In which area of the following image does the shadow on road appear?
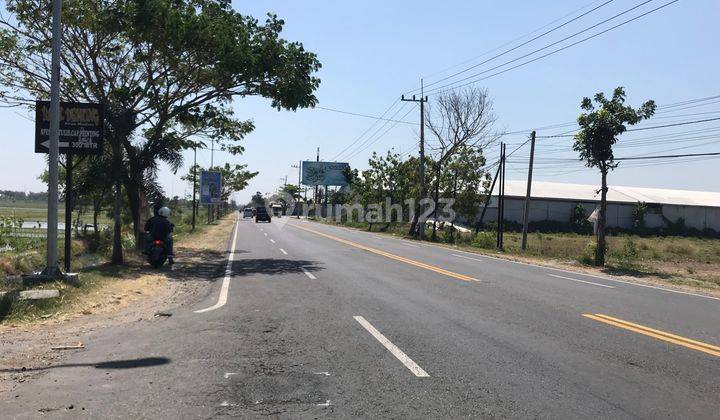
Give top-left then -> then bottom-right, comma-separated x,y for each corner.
0,357 -> 170,373
230,259 -> 323,277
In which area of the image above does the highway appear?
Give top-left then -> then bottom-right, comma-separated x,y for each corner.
2,215 -> 719,418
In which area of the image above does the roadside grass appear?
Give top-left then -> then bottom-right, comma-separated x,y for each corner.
313,218 -> 720,291
0,213 -> 235,325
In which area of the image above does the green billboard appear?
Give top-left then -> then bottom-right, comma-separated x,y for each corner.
301,161 -> 350,187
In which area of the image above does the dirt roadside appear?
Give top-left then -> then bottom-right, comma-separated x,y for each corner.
0,215 -> 237,393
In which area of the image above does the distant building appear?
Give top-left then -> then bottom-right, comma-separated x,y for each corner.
485,180 -> 720,231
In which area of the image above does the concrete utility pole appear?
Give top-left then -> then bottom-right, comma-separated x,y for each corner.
44,0 -> 63,277
521,131 -> 536,250
314,148 -> 319,216
63,154 -> 73,272
497,143 -> 506,250
401,79 -> 428,240
291,161 -> 301,218
191,146 -> 197,230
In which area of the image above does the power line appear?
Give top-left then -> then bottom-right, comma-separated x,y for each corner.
316,105 -> 417,126
341,102 -> 410,160
424,0 -> 678,96
537,117 -> 720,138
331,99 -> 401,161
345,104 -> 417,161
411,0 -> 611,87
615,151 -> 720,160
415,0 -> 615,93
626,116 -> 720,132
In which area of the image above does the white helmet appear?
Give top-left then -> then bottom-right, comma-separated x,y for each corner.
158,207 -> 171,217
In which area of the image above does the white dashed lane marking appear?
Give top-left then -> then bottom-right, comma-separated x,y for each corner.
353,315 -> 429,377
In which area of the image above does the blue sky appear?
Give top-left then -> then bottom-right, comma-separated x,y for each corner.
1,0 -> 719,203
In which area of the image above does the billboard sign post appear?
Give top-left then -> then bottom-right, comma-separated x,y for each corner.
200,171 -> 222,205
35,101 -> 104,155
301,161 -> 350,187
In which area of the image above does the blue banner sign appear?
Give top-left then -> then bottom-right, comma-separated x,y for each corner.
200,171 -> 222,204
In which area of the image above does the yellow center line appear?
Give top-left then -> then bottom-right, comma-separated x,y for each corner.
288,223 -> 479,283
583,313 -> 720,357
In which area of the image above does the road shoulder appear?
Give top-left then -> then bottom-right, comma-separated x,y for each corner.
0,216 -> 237,394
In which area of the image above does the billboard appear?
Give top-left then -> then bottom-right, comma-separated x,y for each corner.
301,161 -> 350,187
200,171 -> 222,204
35,101 -> 104,155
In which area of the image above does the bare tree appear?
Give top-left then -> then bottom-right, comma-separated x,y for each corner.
425,87 -> 499,241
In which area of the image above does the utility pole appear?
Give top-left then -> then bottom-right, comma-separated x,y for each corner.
401,79 -> 428,240
191,146 -> 197,230
314,148 -> 319,217
208,139 -> 215,223
43,0 -> 63,278
496,143 -> 506,250
475,163 -> 501,233
291,161 -> 301,218
521,131 -> 536,250
63,154 -> 73,272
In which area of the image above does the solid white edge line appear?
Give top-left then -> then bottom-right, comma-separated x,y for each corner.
302,267 -> 317,279
195,217 -> 239,313
548,273 -> 615,289
279,248 -> 288,255
353,315 -> 429,378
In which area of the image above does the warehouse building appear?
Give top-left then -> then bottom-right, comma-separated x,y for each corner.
485,180 -> 720,231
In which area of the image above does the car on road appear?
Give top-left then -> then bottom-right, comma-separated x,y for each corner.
243,207 -> 254,218
255,206 -> 271,223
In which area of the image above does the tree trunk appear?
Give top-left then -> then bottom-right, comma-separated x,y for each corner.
450,172 -> 457,243
124,178 -> 143,251
111,140 -> 124,264
431,163 -> 441,241
595,168 -> 608,266
92,201 -> 99,238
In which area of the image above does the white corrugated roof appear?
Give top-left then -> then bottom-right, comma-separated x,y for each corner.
499,180 -> 720,207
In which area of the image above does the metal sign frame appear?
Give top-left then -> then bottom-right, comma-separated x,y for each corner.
301,161 -> 350,187
35,101 -> 104,155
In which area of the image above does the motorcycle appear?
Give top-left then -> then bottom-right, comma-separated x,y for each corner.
147,238 -> 169,268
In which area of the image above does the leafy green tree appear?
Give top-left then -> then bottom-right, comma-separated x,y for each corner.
0,0 -> 321,263
443,145 -> 489,241
212,163 -> 258,203
573,87 -> 655,265
249,191 -> 265,207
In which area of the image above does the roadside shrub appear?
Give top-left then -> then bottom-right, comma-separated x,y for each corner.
664,242 -> 695,257
632,202 -> 647,230
612,238 -> 639,269
121,232 -> 136,252
578,242 -> 597,266
570,204 -> 592,234
472,231 -> 495,249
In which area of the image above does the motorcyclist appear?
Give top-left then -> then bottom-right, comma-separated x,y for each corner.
145,205 -> 175,265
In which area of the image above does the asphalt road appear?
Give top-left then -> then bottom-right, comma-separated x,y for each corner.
2,215 -> 719,419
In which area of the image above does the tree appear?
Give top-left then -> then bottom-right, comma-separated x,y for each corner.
249,192 -> 265,207
0,0 -> 321,263
573,87 -> 655,266
425,87 -> 499,240
443,145 -> 489,241
213,163 -> 258,203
